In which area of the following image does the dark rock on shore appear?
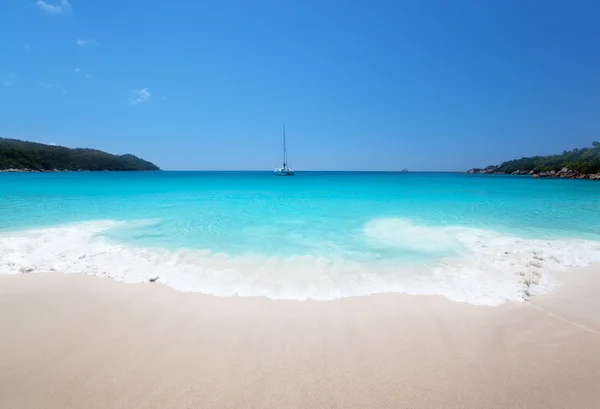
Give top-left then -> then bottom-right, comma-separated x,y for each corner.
467,166 -> 600,180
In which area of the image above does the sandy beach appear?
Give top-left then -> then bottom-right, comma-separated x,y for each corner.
1,269 -> 599,409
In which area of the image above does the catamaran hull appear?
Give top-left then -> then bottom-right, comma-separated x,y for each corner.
274,170 -> 294,176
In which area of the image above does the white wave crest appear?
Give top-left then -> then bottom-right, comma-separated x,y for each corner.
1,218 -> 600,306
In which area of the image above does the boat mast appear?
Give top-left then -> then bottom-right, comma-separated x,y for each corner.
282,122 -> 287,168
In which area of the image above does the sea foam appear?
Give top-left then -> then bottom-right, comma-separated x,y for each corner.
1,218 -> 600,306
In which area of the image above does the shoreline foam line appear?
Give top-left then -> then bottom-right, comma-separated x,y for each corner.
1,219 -> 600,306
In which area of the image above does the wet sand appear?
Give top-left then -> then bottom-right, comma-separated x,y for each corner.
1,269 -> 599,408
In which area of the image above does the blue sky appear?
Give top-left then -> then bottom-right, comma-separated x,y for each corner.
1,0 -> 599,171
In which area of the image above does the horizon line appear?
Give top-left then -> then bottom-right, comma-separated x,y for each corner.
157,169 -> 465,173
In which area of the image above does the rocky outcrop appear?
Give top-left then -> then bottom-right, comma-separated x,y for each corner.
0,168 -> 38,172
509,170 -> 534,175
532,167 -> 600,179
467,166 -> 600,180
466,165 -> 499,175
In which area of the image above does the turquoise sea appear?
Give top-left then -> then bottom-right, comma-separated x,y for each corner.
1,171 -> 600,305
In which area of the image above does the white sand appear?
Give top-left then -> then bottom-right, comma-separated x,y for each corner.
1,269 -> 599,408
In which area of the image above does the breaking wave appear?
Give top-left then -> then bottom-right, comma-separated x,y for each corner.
2,218 -> 600,306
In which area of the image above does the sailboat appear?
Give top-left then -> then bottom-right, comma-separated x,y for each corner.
274,123 -> 294,176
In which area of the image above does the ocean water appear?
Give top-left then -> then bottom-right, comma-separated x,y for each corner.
1,171 -> 600,305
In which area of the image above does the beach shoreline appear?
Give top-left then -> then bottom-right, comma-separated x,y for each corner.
1,269 -> 599,409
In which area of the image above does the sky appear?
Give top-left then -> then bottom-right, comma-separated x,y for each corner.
0,0 -> 599,171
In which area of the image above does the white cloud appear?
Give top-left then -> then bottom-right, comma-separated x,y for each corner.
3,72 -> 16,86
36,0 -> 71,14
129,88 -> 151,105
76,38 -> 98,47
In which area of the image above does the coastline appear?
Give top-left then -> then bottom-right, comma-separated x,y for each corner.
466,167 -> 600,180
1,269 -> 599,409
0,168 -> 161,172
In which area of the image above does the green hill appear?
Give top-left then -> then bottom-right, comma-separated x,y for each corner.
0,138 -> 160,171
468,142 -> 600,177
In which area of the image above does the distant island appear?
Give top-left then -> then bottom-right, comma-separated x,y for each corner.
0,138 -> 160,172
467,142 -> 600,180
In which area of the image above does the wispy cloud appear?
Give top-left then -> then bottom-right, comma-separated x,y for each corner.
3,72 -> 16,86
74,68 -> 93,80
24,43 -> 32,51
76,38 -> 99,47
36,0 -> 72,14
38,81 -> 67,94
129,88 -> 151,105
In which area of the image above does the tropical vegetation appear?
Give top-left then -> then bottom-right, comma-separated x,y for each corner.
0,138 -> 159,171
475,142 -> 600,174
